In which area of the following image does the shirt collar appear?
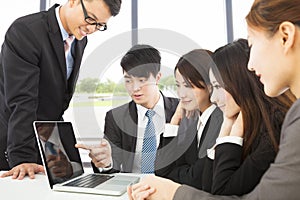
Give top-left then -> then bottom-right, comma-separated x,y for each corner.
55,6 -> 71,41
198,104 -> 217,128
137,93 -> 164,120
47,125 -> 60,145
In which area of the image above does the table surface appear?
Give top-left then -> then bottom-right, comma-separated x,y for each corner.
0,171 -> 140,200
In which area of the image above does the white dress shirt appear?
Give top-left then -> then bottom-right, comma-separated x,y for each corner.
197,104 -> 217,147
132,93 -> 165,173
164,104 -> 217,146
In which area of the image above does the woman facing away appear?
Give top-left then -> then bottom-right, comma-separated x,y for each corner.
127,0 -> 300,199
155,49 -> 223,190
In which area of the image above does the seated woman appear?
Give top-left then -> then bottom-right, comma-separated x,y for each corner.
128,39 -> 295,199
205,38 -> 294,195
155,49 -> 223,189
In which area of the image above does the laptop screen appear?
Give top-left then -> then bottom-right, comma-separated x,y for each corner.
34,121 -> 84,188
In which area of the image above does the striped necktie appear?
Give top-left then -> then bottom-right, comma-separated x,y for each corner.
141,109 -> 156,173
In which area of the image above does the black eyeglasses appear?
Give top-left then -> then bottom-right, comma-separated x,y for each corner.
80,0 -> 107,31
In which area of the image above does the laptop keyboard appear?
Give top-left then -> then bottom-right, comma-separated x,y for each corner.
63,174 -> 114,188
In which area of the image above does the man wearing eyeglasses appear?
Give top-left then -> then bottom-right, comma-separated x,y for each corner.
0,0 -> 122,180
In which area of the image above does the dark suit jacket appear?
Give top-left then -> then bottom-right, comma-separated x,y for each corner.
173,99 -> 300,200
0,4 -> 87,170
155,106 -> 223,189
93,93 -> 179,173
209,125 -> 279,195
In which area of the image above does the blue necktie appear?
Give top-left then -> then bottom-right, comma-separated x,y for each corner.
141,110 -> 156,173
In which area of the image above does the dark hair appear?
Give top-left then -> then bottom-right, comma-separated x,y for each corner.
212,38 -> 293,157
175,49 -> 213,90
102,0 -> 122,16
246,0 -> 300,36
120,44 -> 161,78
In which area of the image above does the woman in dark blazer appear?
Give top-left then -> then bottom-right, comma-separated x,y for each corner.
203,39 -> 295,195
155,49 -> 223,189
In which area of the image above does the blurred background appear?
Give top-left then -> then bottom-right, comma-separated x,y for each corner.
0,0 -> 254,167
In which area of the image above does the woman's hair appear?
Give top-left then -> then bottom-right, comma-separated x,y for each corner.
246,0 -> 300,36
175,49 -> 213,91
212,38 -> 294,157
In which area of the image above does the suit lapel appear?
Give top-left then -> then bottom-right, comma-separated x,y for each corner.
128,101 -> 138,149
47,4 -> 67,88
129,101 -> 138,130
177,117 -> 198,152
198,107 -> 223,158
67,38 -> 87,94
124,101 -> 138,171
162,93 -> 175,122
198,117 -> 211,150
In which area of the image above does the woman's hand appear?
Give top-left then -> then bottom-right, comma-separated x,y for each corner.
218,111 -> 243,138
128,175 -> 181,200
230,111 -> 244,137
170,101 -> 183,125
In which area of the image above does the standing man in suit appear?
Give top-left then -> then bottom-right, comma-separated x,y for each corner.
0,0 -> 122,179
76,44 -> 179,173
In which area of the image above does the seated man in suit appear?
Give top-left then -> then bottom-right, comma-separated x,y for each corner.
76,44 -> 179,173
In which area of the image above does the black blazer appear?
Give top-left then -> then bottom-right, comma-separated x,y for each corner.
209,129 -> 278,195
155,106 -> 223,189
93,93 -> 179,173
0,4 -> 87,170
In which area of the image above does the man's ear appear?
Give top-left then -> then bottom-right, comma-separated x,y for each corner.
156,72 -> 162,84
278,21 -> 296,54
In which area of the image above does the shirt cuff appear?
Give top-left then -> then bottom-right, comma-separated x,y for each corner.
216,136 -> 243,146
207,136 -> 243,160
163,124 -> 179,137
207,143 -> 217,160
98,158 -> 113,172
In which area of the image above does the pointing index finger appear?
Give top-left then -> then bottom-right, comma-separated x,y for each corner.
75,143 -> 92,150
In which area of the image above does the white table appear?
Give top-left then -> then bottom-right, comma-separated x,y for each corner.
0,171 -> 137,200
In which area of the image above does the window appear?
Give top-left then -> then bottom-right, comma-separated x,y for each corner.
1,0 -> 255,140
0,1 -> 40,45
45,1 -> 132,138
138,0 -> 227,52
232,0 -> 254,40
137,0 -> 228,99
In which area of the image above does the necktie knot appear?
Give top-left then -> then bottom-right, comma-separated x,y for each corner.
145,109 -> 155,119
64,35 -> 74,52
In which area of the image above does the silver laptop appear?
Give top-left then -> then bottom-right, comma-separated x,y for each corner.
33,121 -> 139,196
